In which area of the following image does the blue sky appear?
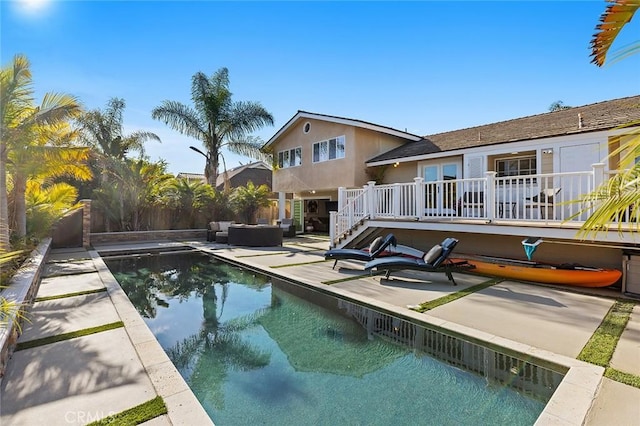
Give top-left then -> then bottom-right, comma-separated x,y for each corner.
2,1 -> 639,176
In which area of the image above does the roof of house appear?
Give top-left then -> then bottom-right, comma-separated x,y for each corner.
176,172 -> 206,181
263,110 -> 422,148
367,95 -> 640,165
215,161 -> 272,190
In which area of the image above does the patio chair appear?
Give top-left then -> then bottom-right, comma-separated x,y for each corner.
363,237 -> 472,285
459,191 -> 485,217
278,218 -> 296,237
523,188 -> 561,219
324,233 -> 398,269
257,218 -> 270,225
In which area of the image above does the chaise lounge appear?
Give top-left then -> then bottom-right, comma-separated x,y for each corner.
363,237 -> 472,285
324,234 -> 398,269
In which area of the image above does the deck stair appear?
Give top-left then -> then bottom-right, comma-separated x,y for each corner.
333,219 -> 375,249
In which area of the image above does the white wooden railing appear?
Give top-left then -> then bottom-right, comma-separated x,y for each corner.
330,163 -> 611,245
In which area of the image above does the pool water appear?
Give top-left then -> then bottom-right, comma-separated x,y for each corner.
106,251 -> 550,425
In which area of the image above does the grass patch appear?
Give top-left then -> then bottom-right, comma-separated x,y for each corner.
235,252 -> 290,258
577,300 -> 635,367
35,287 -> 107,302
270,259 -> 329,268
411,279 -> 501,312
87,396 -> 168,425
16,321 -> 124,351
605,367 -> 640,389
322,273 -> 378,285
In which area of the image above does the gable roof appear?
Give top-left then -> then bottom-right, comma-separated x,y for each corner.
367,95 -> 640,165
215,161 -> 272,190
263,110 -> 422,148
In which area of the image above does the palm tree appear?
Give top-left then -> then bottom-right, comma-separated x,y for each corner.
1,54 -> 84,247
76,98 -> 161,231
76,98 -> 160,161
152,68 -> 274,186
0,55 -> 31,251
8,121 -> 91,240
231,181 -> 272,224
577,1 -> 640,237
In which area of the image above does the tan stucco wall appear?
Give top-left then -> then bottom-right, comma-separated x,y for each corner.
380,162 -> 418,183
271,119 -> 407,193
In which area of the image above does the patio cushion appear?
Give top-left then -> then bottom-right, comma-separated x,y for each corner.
423,245 -> 443,264
368,237 -> 384,253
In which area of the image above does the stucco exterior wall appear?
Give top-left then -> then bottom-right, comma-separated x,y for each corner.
271,119 -> 407,193
380,162 -> 417,183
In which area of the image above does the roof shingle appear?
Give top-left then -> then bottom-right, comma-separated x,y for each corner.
368,95 -> 640,164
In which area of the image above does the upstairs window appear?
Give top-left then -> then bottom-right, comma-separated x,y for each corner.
495,155 -> 536,177
278,147 -> 302,169
312,136 -> 345,163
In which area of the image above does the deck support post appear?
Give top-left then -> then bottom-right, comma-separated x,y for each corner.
485,171 -> 497,221
414,177 -> 424,219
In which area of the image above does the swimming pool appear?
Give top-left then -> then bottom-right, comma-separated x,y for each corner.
105,251 -> 561,425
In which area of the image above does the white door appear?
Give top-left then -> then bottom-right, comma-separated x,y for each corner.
559,144 -> 602,220
422,161 -> 461,215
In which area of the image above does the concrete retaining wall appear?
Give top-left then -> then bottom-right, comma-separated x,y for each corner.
0,238 -> 51,377
90,229 -> 207,245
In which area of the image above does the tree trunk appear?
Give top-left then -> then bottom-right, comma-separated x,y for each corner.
206,156 -> 218,187
0,141 -> 10,251
12,172 -> 27,240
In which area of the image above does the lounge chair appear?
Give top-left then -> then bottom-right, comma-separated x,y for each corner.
363,237 -> 472,285
324,233 -> 398,269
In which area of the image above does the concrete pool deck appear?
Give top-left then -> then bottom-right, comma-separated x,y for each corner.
1,236 -> 639,425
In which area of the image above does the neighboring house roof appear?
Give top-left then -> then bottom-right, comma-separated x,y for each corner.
176,172 -> 206,181
263,110 -> 423,148
367,95 -> 640,165
215,161 -> 272,191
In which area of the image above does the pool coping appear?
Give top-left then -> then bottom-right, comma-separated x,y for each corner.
89,250 -> 213,425
194,243 -> 604,426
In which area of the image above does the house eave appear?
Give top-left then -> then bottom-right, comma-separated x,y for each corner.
263,111 -> 422,149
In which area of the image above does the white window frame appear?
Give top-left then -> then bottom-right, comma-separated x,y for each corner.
312,135 -> 345,164
278,147 -> 302,169
495,154 -> 537,178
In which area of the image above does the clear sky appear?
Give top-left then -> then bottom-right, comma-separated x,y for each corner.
2,0 -> 639,176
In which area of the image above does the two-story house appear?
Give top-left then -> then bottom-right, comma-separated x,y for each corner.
264,95 -> 640,295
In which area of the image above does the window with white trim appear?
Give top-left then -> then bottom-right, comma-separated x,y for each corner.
312,136 -> 345,163
495,155 -> 536,177
278,147 -> 302,169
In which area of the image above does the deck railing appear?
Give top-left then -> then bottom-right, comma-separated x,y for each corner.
330,163 -> 611,245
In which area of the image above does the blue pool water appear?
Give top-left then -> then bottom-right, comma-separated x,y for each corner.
106,251 -> 552,425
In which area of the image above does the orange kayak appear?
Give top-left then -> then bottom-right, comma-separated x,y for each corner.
452,256 -> 622,288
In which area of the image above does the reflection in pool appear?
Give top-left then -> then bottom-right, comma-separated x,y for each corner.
106,251 -> 558,425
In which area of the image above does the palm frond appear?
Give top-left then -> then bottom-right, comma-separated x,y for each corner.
224,137 -> 272,163
34,93 -> 82,125
225,101 -> 274,140
590,0 -> 640,66
151,100 -> 205,140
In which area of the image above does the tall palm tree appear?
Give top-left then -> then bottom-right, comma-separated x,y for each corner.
8,121 -> 91,240
77,98 -> 160,161
76,98 -> 161,231
0,55 -> 31,251
152,68 -> 274,186
1,54 -> 84,247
